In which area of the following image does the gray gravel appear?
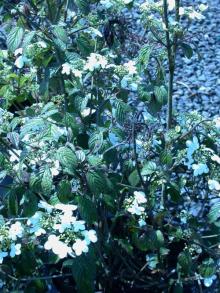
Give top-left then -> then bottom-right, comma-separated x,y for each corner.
174,0 -> 220,118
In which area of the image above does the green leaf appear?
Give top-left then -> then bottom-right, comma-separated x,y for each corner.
128,169 -> 140,187
23,191 -> 38,217
86,170 -> 106,195
41,166 -> 53,196
141,161 -> 157,176
88,130 -> 104,153
8,190 -> 19,216
208,202 -> 220,226
57,180 -> 72,203
77,34 -> 94,56
177,251 -> 192,275
137,45 -> 152,72
57,147 -> 78,173
181,43 -> 193,59
114,99 -> 131,125
53,25 -> 69,44
154,86 -> 167,105
63,250 -> 96,293
7,27 -> 24,52
75,0 -> 90,14
198,258 -> 216,278
77,196 -> 98,224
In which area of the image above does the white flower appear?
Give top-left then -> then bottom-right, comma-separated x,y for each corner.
72,69 -> 82,78
179,7 -> 185,15
82,229 -> 97,245
38,200 -> 53,213
27,212 -> 46,236
199,4 -> 208,12
192,163 -> 209,176
167,0 -> 175,11
214,117 -> 220,129
84,53 -> 108,71
138,219 -> 146,227
54,203 -> 77,213
208,179 -> 220,191
128,202 -> 145,216
9,149 -> 22,162
186,136 -> 199,156
14,48 -> 23,56
124,60 -> 137,75
73,220 -> 86,232
72,239 -> 88,256
81,107 -> 96,117
100,0 -> 113,9
62,63 -> 71,75
37,41 -> 47,48
189,10 -> 205,20
9,243 -> 21,258
203,275 -> 217,288
15,55 -> 26,68
134,191 -> 147,204
123,0 -> 133,4
8,222 -> 24,241
0,251 -> 7,264
55,213 -> 76,233
44,235 -> 71,259
211,154 -> 220,164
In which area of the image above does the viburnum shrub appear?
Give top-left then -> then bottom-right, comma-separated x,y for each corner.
0,0 -> 219,292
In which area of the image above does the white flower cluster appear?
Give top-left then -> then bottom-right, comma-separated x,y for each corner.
127,191 -> 147,217
61,63 -> 82,78
0,221 -> 24,263
0,201 -> 97,263
84,53 -> 108,72
29,201 -> 98,259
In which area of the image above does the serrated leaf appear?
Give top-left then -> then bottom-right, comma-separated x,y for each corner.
57,147 -> 77,173
88,131 -> 103,153
181,43 -> 193,59
141,161 -> 157,176
8,190 -> 18,216
75,0 -> 90,14
53,25 -> 69,44
178,251 -> 192,275
57,180 -> 72,203
77,196 -> 98,224
199,258 -> 216,278
137,45 -> 152,72
208,202 -> 220,225
154,85 -> 167,105
114,99 -> 131,124
23,191 -> 38,217
66,250 -> 96,293
86,170 -> 106,195
41,166 -> 53,196
7,27 -> 24,52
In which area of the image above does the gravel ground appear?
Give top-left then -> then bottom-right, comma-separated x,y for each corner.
174,0 -> 220,118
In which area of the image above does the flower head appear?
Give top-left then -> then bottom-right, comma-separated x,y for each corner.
72,239 -> 88,256
8,222 -> 23,241
10,243 -> 21,258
